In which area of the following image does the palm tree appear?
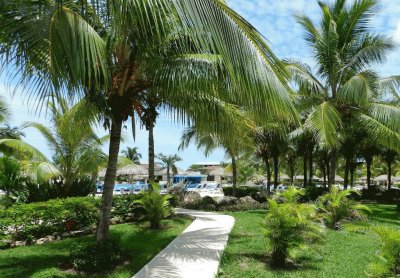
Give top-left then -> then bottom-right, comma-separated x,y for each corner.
121,147 -> 142,164
0,0 -> 297,241
156,153 -> 182,187
287,0 -> 400,187
180,105 -> 255,195
382,149 -> 397,190
254,126 -> 288,191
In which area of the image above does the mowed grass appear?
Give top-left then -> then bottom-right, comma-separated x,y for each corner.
218,204 -> 400,278
0,216 -> 191,278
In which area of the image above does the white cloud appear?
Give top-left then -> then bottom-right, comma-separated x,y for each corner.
394,21 -> 400,43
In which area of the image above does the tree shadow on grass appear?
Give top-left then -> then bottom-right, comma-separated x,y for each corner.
223,251 -> 321,274
0,237 -> 90,278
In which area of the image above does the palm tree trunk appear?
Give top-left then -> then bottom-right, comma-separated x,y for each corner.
366,157 -> 372,189
303,151 -> 307,188
388,161 -> 392,190
308,147 -> 313,186
167,165 -> 171,187
326,160 -> 330,189
344,157 -> 350,190
321,165 -> 326,188
329,150 -> 336,187
232,156 -> 237,197
265,157 -> 271,192
289,164 -> 294,186
350,165 -> 355,188
273,155 -> 279,188
96,117 -> 122,241
148,123 -> 155,183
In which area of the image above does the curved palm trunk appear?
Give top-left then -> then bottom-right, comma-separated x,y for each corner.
232,156 -> 237,197
96,118 -> 122,241
148,123 -> 155,183
273,155 -> 279,188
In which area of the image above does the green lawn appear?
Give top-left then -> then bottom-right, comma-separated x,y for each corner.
0,216 -> 191,278
218,204 -> 400,278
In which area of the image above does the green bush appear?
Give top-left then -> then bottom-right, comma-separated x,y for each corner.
135,189 -> 172,229
263,187 -> 325,268
112,194 -> 145,219
368,226 -> 400,277
223,186 -> 261,198
0,197 -> 99,241
70,240 -> 122,273
317,187 -> 371,229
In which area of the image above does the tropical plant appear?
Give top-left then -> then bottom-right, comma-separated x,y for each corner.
0,156 -> 29,207
180,107 -> 256,195
121,147 -> 142,164
156,153 -> 182,187
317,187 -> 371,229
0,0 -> 297,241
368,226 -> 400,277
287,0 -> 400,187
134,184 -> 172,229
264,187 -> 324,267
24,99 -> 108,195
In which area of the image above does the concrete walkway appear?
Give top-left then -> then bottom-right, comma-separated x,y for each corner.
133,208 -> 235,278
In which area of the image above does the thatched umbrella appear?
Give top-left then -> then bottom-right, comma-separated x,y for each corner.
117,164 -> 148,177
209,167 -> 232,177
98,168 -> 107,178
335,175 -> 344,182
374,175 -> 388,182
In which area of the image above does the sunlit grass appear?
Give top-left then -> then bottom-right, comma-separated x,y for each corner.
218,204 -> 400,278
0,216 -> 191,278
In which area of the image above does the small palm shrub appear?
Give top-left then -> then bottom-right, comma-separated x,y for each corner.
135,184 -> 172,229
317,187 -> 371,229
264,187 -> 325,268
368,226 -> 400,277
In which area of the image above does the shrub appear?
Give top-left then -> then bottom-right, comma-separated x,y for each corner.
301,186 -> 326,202
264,187 -> 324,268
368,226 -> 400,277
112,194 -> 144,218
135,187 -> 172,229
0,197 -> 99,241
317,187 -> 371,229
223,186 -> 261,198
70,240 -> 122,273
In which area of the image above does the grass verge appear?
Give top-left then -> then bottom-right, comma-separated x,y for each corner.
0,216 -> 191,278
218,204 -> 400,278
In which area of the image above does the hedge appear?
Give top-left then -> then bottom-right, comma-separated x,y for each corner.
0,197 -> 100,241
223,186 -> 264,199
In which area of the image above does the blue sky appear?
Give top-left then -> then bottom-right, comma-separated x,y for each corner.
1,0 -> 399,169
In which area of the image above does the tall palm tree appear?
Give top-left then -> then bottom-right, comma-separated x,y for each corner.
121,147 -> 142,164
0,0 -> 297,241
180,105 -> 255,195
287,0 -> 400,187
156,153 -> 182,187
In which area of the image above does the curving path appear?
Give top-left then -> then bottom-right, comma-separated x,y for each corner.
132,208 -> 235,278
